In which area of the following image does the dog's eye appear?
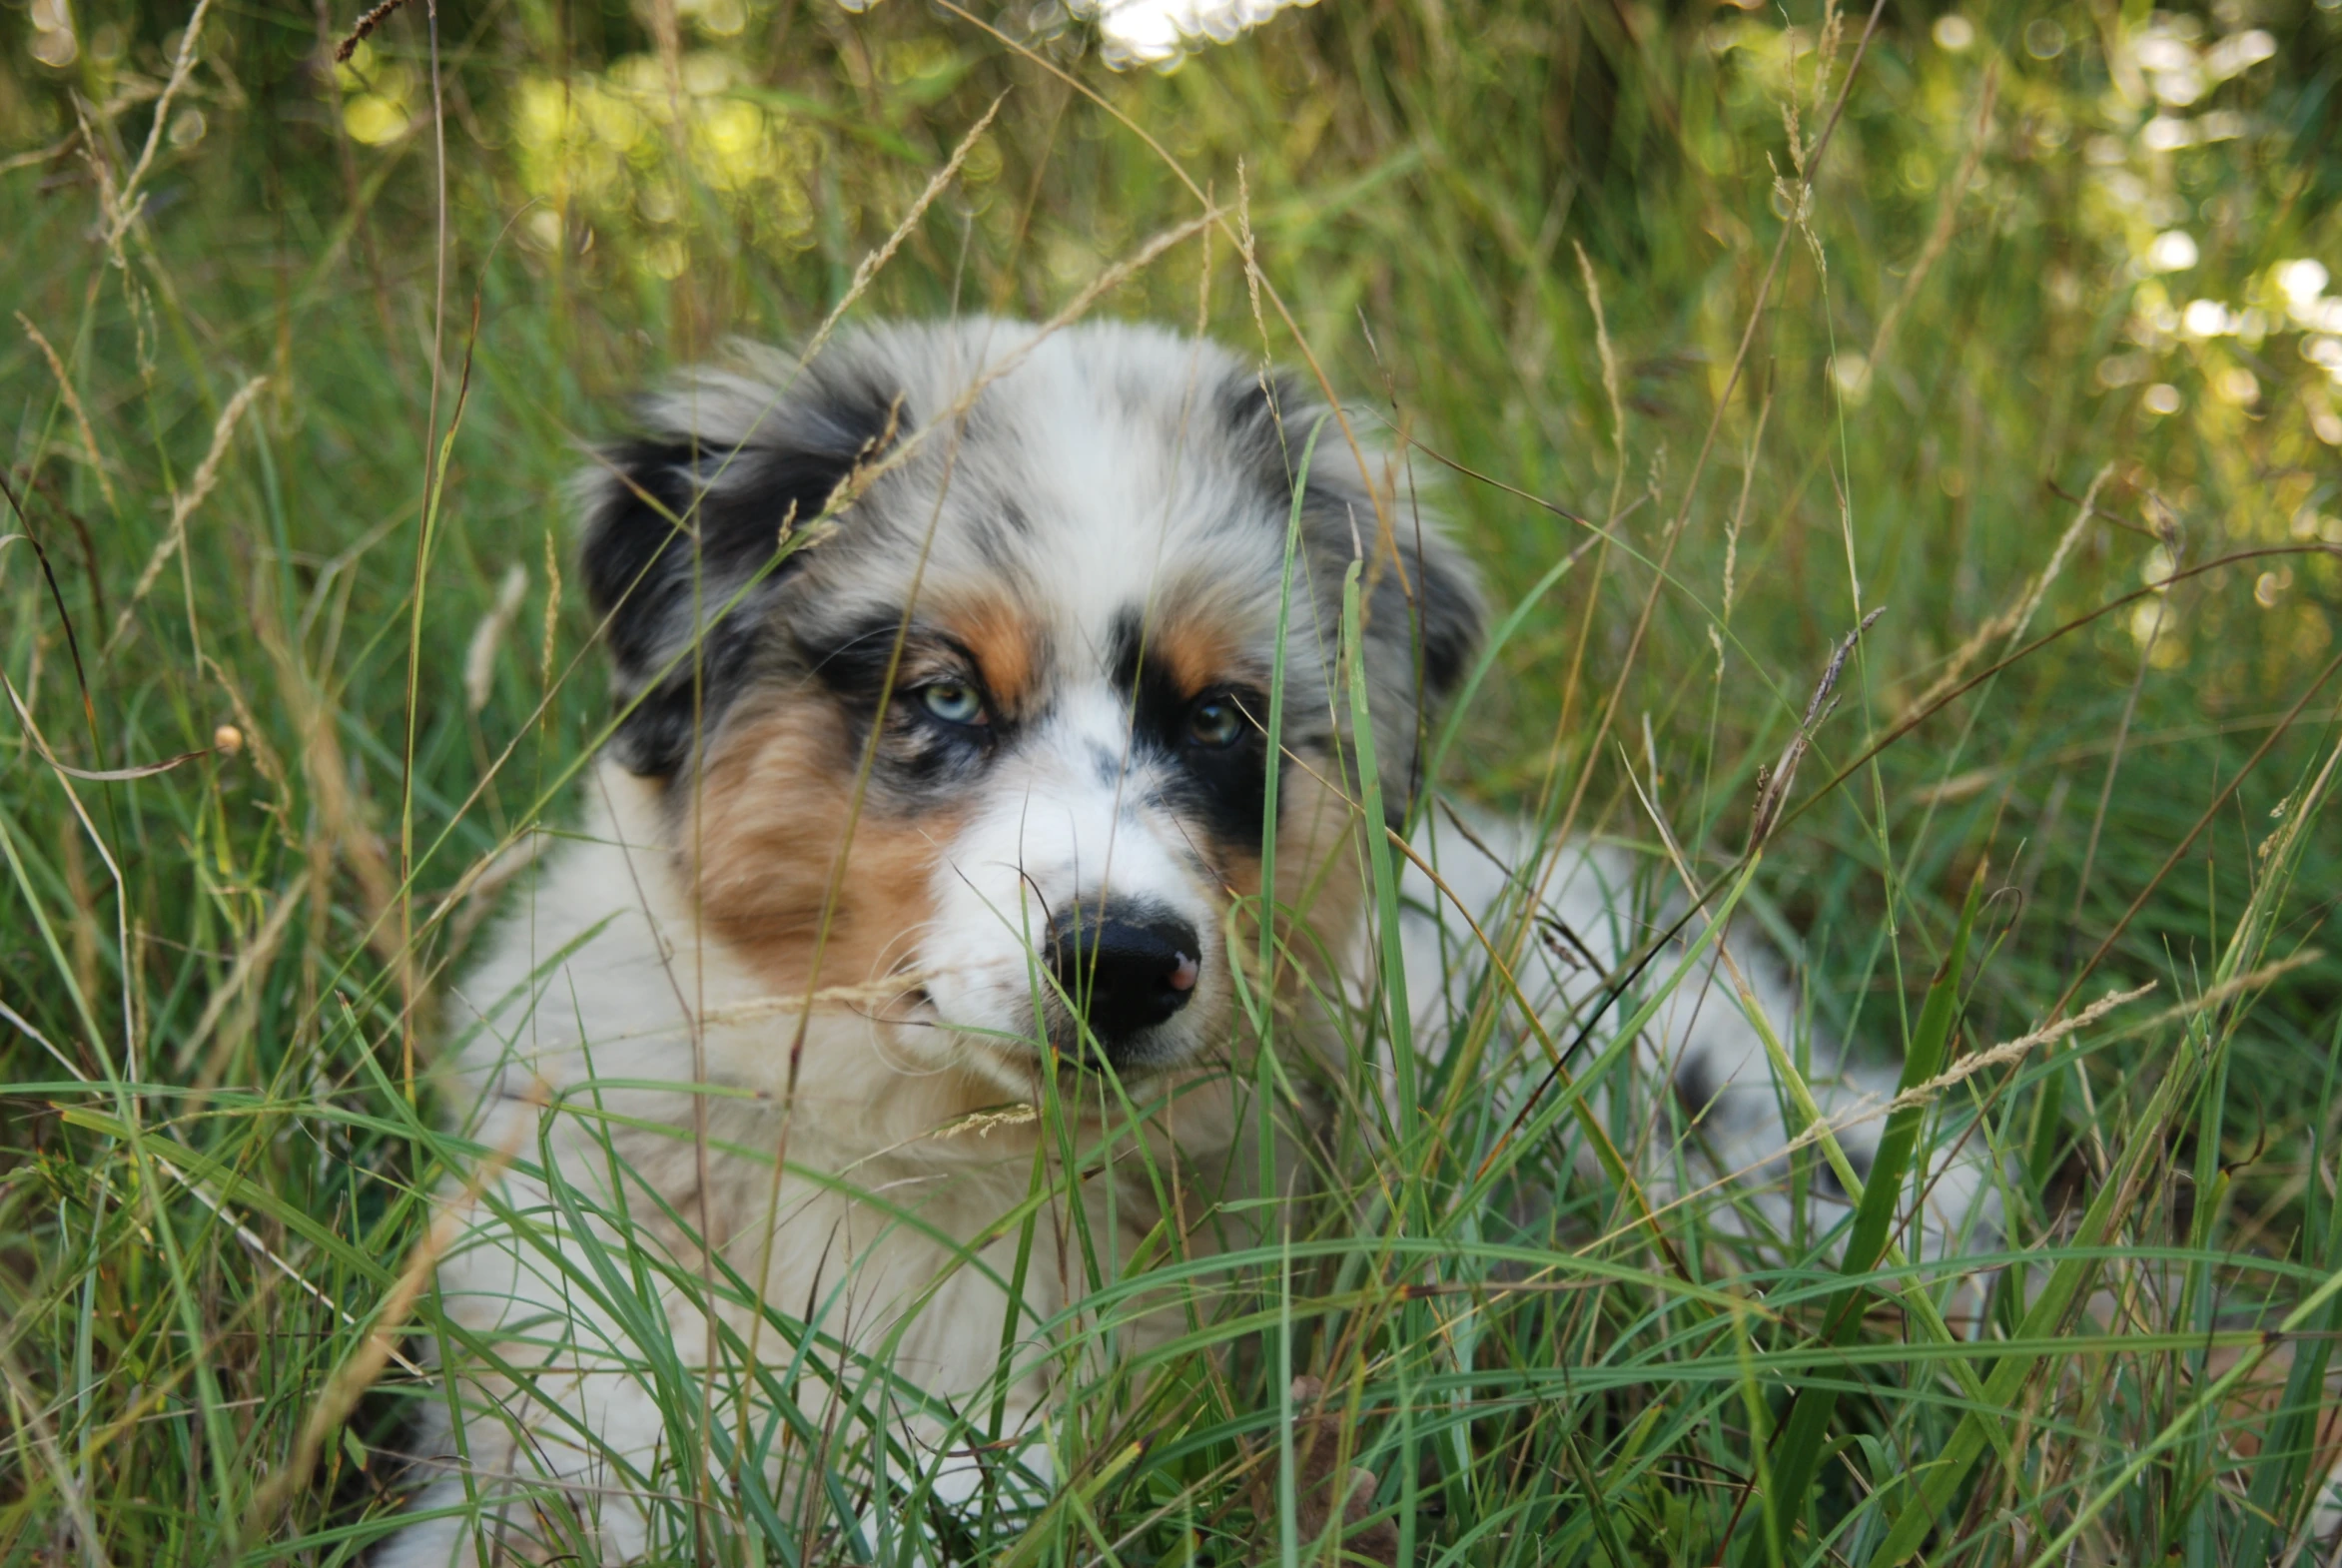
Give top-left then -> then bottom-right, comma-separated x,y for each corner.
917,681 -> 988,726
1185,695 -> 1244,749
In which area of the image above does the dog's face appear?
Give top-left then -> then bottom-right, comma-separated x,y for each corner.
580,320 -> 1479,1098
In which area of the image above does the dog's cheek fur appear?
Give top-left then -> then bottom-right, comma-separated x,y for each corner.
1272,762 -> 1368,972
1199,753 -> 1365,1009
685,693 -> 953,994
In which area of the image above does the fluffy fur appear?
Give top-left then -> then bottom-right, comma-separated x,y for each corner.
381,319 -> 1995,1566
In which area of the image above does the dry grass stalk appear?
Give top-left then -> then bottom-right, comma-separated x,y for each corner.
1895,461 -> 2115,726
203,652 -> 292,804
1721,389 -> 1773,621
2122,950 -> 2321,1039
794,94 -> 1006,379
1574,239 -> 1627,504
0,136 -> 74,177
1749,606 -> 1883,849
461,562 -> 528,714
18,314 -> 120,512
106,376 -> 267,655
173,882 -> 306,1074
1896,595 -> 2024,728
538,525 -> 561,694
434,829 -> 550,953
99,0 -> 217,253
1885,982 -> 2155,1113
2007,461 -> 2115,640
1754,982 -> 2157,1172
333,0 -> 411,62
238,560 -> 408,987
299,692 -> 403,969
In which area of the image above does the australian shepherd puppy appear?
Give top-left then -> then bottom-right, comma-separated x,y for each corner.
381,318 -> 1993,1566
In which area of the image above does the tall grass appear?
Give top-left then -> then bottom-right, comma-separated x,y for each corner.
4,0 -> 2342,1560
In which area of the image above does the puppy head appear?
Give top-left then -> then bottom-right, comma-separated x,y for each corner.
579,319 -> 1481,1096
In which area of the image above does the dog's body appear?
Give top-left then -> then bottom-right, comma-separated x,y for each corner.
383,319 -> 1994,1566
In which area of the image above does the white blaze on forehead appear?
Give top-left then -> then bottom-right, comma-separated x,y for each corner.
903,327 -> 1288,670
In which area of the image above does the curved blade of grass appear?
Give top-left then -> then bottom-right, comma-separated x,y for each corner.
1342,555 -> 1414,1128
1743,859 -> 1984,1567
2229,1006 -> 2342,1564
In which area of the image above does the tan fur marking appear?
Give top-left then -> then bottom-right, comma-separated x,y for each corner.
940,594 -> 1042,710
686,694 -> 954,999
1272,763 -> 1368,976
1155,609 -> 1242,698
1204,756 -> 1365,1083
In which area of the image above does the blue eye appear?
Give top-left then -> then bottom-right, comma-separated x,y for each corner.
919,681 -> 987,726
1186,696 -> 1244,748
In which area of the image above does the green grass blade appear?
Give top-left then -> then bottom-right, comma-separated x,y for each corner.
1748,860 -> 1984,1566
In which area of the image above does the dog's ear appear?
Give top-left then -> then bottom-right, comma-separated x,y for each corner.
1357,501 -> 1483,822
1223,370 -> 1485,715
1388,515 -> 1483,708
579,367 -> 903,776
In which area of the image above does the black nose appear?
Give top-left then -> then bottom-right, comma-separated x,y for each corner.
1048,907 -> 1201,1055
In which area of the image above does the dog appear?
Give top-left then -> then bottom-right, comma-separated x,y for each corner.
379,318 -> 1998,1566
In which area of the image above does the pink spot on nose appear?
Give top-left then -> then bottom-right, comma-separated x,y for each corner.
1169,953 -> 1199,992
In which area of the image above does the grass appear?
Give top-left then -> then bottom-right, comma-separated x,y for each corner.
5,0 -> 2342,1559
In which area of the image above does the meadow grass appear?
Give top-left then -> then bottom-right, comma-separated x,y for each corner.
5,0 -> 2342,1560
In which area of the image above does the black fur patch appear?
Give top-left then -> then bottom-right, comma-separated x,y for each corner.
1370,526 -> 1480,704
798,613 -> 912,707
1107,607 -> 1270,855
580,383 -> 900,776
799,613 -> 1003,796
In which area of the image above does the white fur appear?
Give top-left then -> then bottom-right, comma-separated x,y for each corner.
917,681 -> 1232,1081
1398,810 -> 2002,1270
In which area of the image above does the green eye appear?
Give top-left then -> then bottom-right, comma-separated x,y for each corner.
919,682 -> 986,726
1186,696 -> 1244,749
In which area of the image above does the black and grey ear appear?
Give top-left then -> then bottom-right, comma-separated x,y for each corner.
1385,514 -> 1483,711
1221,369 -> 1485,716
1362,511 -> 1484,825
579,366 -> 902,775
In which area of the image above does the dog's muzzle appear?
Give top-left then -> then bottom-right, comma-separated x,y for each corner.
1046,904 -> 1200,1066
